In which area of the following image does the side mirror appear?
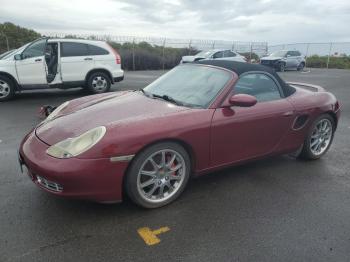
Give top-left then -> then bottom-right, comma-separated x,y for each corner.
14,54 -> 22,60
228,94 -> 257,107
286,54 -> 291,57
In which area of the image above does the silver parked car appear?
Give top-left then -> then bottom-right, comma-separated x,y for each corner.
260,50 -> 306,72
181,49 -> 247,63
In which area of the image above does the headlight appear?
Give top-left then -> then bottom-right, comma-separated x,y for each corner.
46,126 -> 106,159
45,101 -> 70,122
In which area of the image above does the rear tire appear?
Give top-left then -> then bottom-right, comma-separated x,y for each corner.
87,72 -> 111,94
125,142 -> 191,208
0,75 -> 15,102
298,114 -> 335,160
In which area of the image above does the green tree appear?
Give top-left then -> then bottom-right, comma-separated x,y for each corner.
0,22 -> 41,54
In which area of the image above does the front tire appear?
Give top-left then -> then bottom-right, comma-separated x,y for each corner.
126,142 -> 191,208
0,75 -> 15,102
278,62 -> 285,72
87,72 -> 111,94
298,114 -> 335,160
297,62 -> 305,71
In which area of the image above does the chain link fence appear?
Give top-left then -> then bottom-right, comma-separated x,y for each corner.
269,43 -> 350,69
43,32 -> 268,55
37,32 -> 268,70
2,31 -> 350,70
0,30 -> 269,70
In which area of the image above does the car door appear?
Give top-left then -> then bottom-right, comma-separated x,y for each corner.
286,51 -> 299,68
285,51 -> 293,68
210,72 -> 295,166
220,50 -> 237,61
60,42 -> 94,82
86,43 -> 111,70
294,51 -> 303,67
212,51 -> 224,60
15,38 -> 48,86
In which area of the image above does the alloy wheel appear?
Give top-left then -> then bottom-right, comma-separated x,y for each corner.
280,63 -> 285,72
0,80 -> 10,98
309,118 -> 333,156
137,149 -> 186,203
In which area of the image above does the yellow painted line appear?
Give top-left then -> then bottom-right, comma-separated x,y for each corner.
137,226 -> 170,246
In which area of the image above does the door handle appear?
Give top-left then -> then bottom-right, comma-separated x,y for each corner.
84,57 -> 93,61
282,111 -> 294,117
35,58 -> 42,62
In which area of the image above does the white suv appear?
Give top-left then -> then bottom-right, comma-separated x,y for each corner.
0,38 -> 124,101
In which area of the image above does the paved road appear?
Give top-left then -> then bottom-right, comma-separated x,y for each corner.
0,69 -> 349,262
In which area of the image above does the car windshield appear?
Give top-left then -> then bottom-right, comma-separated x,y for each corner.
195,50 -> 215,58
143,64 -> 232,108
269,51 -> 287,57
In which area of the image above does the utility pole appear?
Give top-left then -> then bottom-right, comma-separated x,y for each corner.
162,38 -> 166,71
249,43 -> 253,62
326,42 -> 333,69
305,43 -> 310,68
132,38 -> 136,71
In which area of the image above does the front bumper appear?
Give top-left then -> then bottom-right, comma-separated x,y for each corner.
260,60 -> 280,69
19,131 -> 129,202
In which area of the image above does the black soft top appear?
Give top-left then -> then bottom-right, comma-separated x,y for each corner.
195,60 -> 296,97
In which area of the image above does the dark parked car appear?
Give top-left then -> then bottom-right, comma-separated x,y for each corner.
260,50 -> 306,72
19,61 -> 340,208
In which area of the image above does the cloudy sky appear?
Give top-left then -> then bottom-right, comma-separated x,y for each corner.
0,0 -> 349,44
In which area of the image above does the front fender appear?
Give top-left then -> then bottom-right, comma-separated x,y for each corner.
84,109 -> 215,172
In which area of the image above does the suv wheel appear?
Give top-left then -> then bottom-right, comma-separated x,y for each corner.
0,75 -> 15,102
278,62 -> 285,72
87,72 -> 111,94
297,62 -> 305,71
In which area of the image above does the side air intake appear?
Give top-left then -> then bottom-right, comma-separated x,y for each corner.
293,115 -> 309,130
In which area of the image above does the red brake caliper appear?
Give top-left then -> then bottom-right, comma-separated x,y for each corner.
167,154 -> 176,178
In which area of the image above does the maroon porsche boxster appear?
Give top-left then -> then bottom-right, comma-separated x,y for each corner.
19,60 -> 340,208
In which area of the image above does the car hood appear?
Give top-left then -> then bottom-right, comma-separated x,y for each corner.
261,56 -> 283,61
35,91 -> 190,145
0,59 -> 14,65
182,55 -> 205,62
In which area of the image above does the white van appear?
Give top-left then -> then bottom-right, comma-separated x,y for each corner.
0,38 -> 124,101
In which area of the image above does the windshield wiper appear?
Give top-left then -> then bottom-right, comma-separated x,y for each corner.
151,94 -> 184,106
139,88 -> 151,97
142,91 -> 202,108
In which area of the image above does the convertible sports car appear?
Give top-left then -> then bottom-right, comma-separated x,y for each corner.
19,61 -> 340,208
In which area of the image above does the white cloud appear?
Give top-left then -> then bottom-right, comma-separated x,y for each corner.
0,0 -> 349,44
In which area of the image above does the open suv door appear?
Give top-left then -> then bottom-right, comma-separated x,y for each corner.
14,38 -> 48,87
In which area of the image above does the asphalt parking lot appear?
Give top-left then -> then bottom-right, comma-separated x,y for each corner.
0,68 -> 350,262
